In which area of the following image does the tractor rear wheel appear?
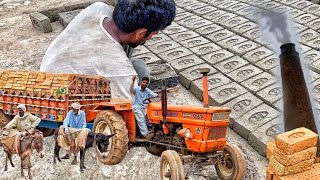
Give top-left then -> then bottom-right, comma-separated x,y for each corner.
0,110 -> 10,128
93,110 -> 129,165
215,143 -> 246,180
160,150 -> 185,180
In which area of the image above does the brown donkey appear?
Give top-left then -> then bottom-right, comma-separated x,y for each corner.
3,129 -> 45,180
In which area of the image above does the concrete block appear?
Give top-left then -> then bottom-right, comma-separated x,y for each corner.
224,16 -> 249,29
202,10 -> 228,21
275,127 -> 318,155
131,45 -> 150,56
299,29 -> 319,45
179,36 -> 210,48
248,0 -> 271,6
242,46 -> 274,63
295,14 -> 318,25
215,56 -> 249,74
29,12 -> 52,33
174,12 -> 193,22
229,41 -> 261,56
58,9 -> 82,28
212,13 -> 238,26
189,72 -> 232,100
148,64 -> 178,92
279,0 -> 301,6
227,64 -> 263,83
208,82 -> 248,106
147,41 -> 181,54
267,141 -> 276,160
242,28 -> 262,40
214,0 -> 240,9
176,16 -> 204,27
145,33 -> 172,46
190,43 -> 222,56
208,0 -> 234,6
306,19 -> 320,31
303,4 -> 320,16
310,70 -> 320,82
169,55 -> 204,72
201,49 -> 235,66
176,0 -> 198,7
179,64 -> 217,89
233,103 -> 280,140
304,49 -> 320,64
161,25 -> 189,35
306,37 -> 320,51
274,146 -> 317,166
294,23 -> 309,33
158,47 -> 193,63
241,72 -> 277,93
216,35 -> 248,50
175,7 -> 185,14
168,31 -> 200,42
291,0 -> 314,9
256,55 -> 278,71
194,24 -> 224,36
184,2 -> 207,11
245,11 -> 265,22
260,1 -> 282,10
63,1 -> 90,11
226,3 -> 250,12
233,21 -> 258,34
248,117 -> 283,156
298,44 -> 312,54
235,6 -> 257,17
39,6 -> 66,22
270,156 -> 314,176
272,5 -> 291,13
288,9 -> 306,18
192,6 -> 217,16
223,92 -> 263,128
132,52 -> 161,65
311,79 -> 320,100
273,163 -> 320,180
206,29 -> 235,42
311,0 -> 320,4
257,84 -> 282,105
188,19 -> 213,30
272,98 -> 282,110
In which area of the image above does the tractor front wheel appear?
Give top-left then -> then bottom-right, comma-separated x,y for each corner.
160,150 -> 185,180
215,143 -> 246,180
0,110 -> 10,128
93,110 -> 129,165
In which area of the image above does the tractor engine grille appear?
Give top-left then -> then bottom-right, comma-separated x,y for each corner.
208,126 -> 227,140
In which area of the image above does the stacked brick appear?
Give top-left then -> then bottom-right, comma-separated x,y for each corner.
0,70 -> 110,99
266,127 -> 320,180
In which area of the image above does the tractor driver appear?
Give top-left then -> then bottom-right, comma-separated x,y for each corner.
130,75 -> 158,138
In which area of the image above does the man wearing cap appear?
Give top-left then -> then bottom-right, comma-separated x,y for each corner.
2,104 -> 41,153
61,102 -> 86,160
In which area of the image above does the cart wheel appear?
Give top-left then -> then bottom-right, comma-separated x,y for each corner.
215,143 -> 246,180
160,150 -> 185,180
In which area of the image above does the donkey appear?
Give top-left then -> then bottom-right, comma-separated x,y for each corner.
53,130 -> 114,172
3,129 -> 45,180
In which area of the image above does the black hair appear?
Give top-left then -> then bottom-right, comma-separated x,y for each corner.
113,0 -> 176,33
141,76 -> 150,82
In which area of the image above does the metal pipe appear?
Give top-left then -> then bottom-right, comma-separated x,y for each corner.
280,43 -> 319,155
161,79 -> 167,123
200,68 -> 210,108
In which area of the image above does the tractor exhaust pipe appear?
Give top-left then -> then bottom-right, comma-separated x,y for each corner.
200,68 -> 210,108
280,43 -> 319,154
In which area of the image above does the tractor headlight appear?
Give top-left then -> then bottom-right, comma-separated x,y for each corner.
185,128 -> 191,138
212,112 -> 230,121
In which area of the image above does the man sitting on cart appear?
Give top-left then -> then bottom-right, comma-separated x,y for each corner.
1,104 -> 41,153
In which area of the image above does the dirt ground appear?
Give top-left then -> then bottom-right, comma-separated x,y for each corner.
0,0 -> 267,179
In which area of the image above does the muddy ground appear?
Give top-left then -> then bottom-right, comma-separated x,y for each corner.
0,0 -> 267,179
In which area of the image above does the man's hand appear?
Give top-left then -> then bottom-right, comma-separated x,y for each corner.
132,75 -> 136,82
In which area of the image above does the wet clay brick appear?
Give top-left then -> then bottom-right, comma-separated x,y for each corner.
266,166 -> 274,180
267,140 -> 276,160
275,127 -> 318,155
269,156 -> 315,176
273,146 -> 317,166
273,163 -> 320,180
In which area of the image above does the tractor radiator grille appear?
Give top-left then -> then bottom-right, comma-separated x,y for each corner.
208,126 -> 227,140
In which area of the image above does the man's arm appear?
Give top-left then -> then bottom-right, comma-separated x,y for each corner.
81,111 -> 87,128
130,75 -> 137,94
3,116 -> 17,130
30,115 -> 41,129
63,111 -> 71,131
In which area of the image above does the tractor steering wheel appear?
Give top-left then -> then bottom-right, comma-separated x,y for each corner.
142,96 -> 158,104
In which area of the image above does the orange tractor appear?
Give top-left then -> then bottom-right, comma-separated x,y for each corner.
0,69 -> 246,179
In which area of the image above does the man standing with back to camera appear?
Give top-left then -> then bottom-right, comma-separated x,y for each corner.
40,0 -> 176,99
